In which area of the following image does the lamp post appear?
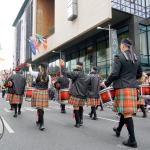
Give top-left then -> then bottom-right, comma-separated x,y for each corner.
52,50 -> 62,75
97,24 -> 112,72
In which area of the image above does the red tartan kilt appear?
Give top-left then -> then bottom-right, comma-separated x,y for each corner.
68,96 -> 85,106
6,93 -> 13,101
137,97 -> 145,105
31,89 -> 49,108
87,98 -> 100,106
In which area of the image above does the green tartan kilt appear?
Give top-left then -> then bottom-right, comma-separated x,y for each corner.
113,88 -> 137,114
31,89 -> 49,109
68,95 -> 86,107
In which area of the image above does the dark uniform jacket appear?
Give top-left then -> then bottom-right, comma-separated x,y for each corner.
54,76 -> 69,89
105,50 -> 142,88
88,72 -> 101,99
61,67 -> 90,99
9,73 -> 26,95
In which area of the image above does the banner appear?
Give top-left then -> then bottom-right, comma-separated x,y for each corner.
110,29 -> 119,60
29,40 -> 36,55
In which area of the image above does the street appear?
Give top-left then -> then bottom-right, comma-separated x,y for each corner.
0,95 -> 150,150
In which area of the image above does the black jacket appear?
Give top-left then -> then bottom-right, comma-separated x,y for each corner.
9,73 -> 26,95
105,50 -> 142,88
88,72 -> 101,98
54,76 -> 69,89
61,67 -> 90,99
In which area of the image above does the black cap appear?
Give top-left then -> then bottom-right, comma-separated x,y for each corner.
92,66 -> 98,71
76,62 -> 83,66
121,38 -> 132,46
40,62 -> 48,67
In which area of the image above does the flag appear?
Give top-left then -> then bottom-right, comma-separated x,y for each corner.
36,34 -> 43,42
29,40 -> 36,55
43,39 -> 47,50
33,39 -> 40,53
0,43 -> 2,50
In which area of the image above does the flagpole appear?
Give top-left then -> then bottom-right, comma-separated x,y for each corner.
108,24 -> 111,72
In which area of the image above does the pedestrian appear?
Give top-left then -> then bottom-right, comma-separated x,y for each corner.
101,38 -> 142,148
6,67 -> 26,117
54,74 -> 69,113
60,60 -> 90,128
88,66 -> 102,120
26,62 -> 51,131
2,79 -> 6,98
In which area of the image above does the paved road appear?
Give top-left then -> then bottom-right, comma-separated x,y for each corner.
0,96 -> 150,150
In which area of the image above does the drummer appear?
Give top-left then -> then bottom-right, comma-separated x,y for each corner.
26,62 -> 51,131
101,38 -> 142,148
88,66 -> 102,120
59,60 -> 90,128
54,74 -> 69,113
134,72 -> 147,118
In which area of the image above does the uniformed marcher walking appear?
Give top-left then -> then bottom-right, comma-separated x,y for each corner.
101,38 -> 142,148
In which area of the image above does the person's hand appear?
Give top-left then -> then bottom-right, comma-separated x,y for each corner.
100,82 -> 106,88
26,63 -> 31,68
59,59 -> 65,67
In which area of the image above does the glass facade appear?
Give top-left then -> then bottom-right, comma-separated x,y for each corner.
139,24 -> 150,70
111,0 -> 150,18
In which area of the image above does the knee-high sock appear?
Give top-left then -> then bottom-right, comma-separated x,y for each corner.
117,114 -> 124,132
92,106 -> 97,117
39,109 -> 44,125
79,106 -> 83,121
18,103 -> 22,112
13,104 -> 17,114
140,105 -> 146,115
74,110 -> 79,125
124,117 -> 136,142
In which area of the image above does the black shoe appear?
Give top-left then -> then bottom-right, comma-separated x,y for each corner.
132,113 -> 136,116
36,121 -> 39,125
143,114 -> 147,118
18,111 -> 21,115
13,114 -> 17,118
113,127 -> 120,137
122,139 -> 137,148
74,124 -> 80,128
79,119 -> 83,125
10,108 -> 13,110
100,108 -> 103,111
61,110 -> 66,113
88,112 -> 92,118
39,125 -> 45,130
92,117 -> 98,120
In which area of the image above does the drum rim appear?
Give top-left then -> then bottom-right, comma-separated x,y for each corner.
59,89 -> 69,92
99,87 -> 114,94
139,84 -> 150,87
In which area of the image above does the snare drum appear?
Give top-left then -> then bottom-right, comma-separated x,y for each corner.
25,87 -> 34,102
99,87 -> 115,104
139,84 -> 150,99
59,89 -> 70,104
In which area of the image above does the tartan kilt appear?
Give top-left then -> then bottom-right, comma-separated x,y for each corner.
6,94 -> 23,104
68,95 -> 86,107
6,93 -> 13,101
137,97 -> 145,106
31,89 -> 49,109
87,97 -> 100,106
113,88 -> 137,114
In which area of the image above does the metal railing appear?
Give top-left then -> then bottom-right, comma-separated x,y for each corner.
111,0 -> 150,18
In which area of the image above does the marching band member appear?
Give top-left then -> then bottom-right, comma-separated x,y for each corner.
54,74 -> 69,113
88,66 -> 101,120
26,62 -> 51,131
134,72 -> 147,118
6,67 -> 26,118
60,60 -> 90,128
101,38 -> 142,148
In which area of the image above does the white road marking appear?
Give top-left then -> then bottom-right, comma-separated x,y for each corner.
4,108 -> 11,112
1,117 -> 15,133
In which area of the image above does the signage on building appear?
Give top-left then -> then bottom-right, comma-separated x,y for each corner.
110,29 -> 119,61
